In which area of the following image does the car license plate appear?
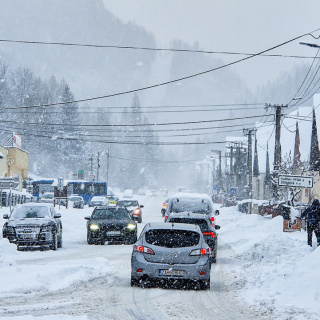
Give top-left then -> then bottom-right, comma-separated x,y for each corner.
21,234 -> 36,239
106,231 -> 121,236
108,200 -> 117,205
159,269 -> 184,277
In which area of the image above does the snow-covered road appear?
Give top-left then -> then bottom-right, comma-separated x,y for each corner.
1,195 -> 319,320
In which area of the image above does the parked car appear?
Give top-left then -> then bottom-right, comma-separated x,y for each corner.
164,193 -> 214,220
117,200 -> 144,223
131,222 -> 211,290
88,196 -> 108,207
123,189 -> 134,198
150,190 -> 158,196
68,195 -> 85,209
2,203 -> 62,251
84,206 -> 137,245
166,212 -> 220,263
39,192 -> 55,204
137,189 -> 147,196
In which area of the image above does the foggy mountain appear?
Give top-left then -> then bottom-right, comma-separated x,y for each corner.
0,0 -> 311,188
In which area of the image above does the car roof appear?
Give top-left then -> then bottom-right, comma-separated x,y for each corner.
167,212 -> 209,220
143,222 -> 201,232
15,203 -> 53,208
168,192 -> 212,201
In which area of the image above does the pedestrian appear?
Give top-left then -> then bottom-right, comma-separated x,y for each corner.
301,199 -> 320,247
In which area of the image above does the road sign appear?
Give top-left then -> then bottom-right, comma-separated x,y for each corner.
278,175 -> 313,188
230,187 -> 237,195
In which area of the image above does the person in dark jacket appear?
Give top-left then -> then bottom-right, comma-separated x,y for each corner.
301,199 -> 320,246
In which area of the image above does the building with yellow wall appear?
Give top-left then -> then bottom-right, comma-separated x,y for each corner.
0,144 -> 29,191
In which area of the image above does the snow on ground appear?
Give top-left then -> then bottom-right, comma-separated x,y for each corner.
217,205 -> 320,318
0,197 -> 319,319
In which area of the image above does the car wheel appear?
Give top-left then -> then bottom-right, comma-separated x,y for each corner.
87,232 -> 94,245
131,276 -> 139,287
200,278 -> 211,290
138,216 -> 142,223
127,235 -> 137,245
57,234 -> 62,248
50,231 -> 58,251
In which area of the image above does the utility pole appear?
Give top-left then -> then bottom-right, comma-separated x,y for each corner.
265,104 -> 288,200
211,150 -> 222,193
243,128 -> 256,199
96,152 -> 100,182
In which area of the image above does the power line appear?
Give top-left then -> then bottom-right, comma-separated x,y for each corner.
0,114 -> 273,127
0,38 -> 319,59
1,28 -> 319,111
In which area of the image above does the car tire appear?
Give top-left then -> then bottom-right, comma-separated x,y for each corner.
57,234 -> 62,248
50,231 -> 58,251
138,217 -> 142,223
131,276 -> 139,287
200,278 -> 211,290
87,232 -> 94,245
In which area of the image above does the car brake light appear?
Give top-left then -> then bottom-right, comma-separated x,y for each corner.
190,248 -> 210,256
200,271 -> 206,275
202,232 -> 215,238
134,245 -> 155,255
165,215 -> 168,221
163,202 -> 167,208
210,217 -> 215,222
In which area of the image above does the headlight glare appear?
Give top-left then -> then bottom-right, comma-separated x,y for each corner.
126,223 -> 136,230
89,224 -> 100,231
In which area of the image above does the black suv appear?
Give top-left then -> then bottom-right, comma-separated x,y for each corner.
166,212 -> 220,263
2,203 -> 62,251
85,206 -> 137,245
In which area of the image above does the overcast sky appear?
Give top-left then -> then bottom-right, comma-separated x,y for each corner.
103,0 -> 320,89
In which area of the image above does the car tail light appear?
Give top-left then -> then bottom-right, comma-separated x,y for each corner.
210,217 -> 215,222
162,202 -> 167,208
202,232 -> 215,238
137,269 -> 143,273
190,248 -> 210,256
133,245 -> 155,255
165,215 -> 168,221
200,271 -> 206,275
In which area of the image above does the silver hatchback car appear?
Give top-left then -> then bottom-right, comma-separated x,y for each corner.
131,222 -> 211,290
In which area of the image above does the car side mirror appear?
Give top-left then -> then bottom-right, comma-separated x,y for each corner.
84,216 -> 91,220
54,213 -> 61,219
3,214 -> 9,219
215,225 -> 220,230
215,210 -> 220,215
140,205 -> 144,208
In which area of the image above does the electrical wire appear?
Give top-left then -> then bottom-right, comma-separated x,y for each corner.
0,38 -> 319,59
1,28 -> 319,110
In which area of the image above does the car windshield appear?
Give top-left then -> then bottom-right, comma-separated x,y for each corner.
91,208 -> 130,220
91,197 -> 105,201
12,206 -> 50,219
118,200 -> 138,207
168,218 -> 208,231
171,199 -> 211,214
145,229 -> 200,248
69,196 -> 81,201
42,193 -> 54,199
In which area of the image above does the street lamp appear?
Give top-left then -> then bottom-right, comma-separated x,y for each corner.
299,42 -> 320,49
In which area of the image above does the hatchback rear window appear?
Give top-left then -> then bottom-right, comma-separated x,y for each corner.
171,200 -> 211,214
168,218 -> 208,231
145,229 -> 200,248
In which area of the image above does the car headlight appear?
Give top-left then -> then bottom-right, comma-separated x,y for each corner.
41,225 -> 53,232
126,223 -> 136,230
89,224 -> 100,231
132,209 -> 140,214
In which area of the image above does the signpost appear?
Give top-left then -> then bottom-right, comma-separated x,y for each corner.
278,175 -> 313,188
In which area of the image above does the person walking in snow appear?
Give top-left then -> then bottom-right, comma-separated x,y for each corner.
301,199 -> 320,247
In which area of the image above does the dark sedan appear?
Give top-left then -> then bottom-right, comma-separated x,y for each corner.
166,212 -> 220,263
2,203 -> 62,251
84,207 -> 137,245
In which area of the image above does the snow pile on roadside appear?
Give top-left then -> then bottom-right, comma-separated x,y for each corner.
218,206 -> 320,316
0,254 -> 112,297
